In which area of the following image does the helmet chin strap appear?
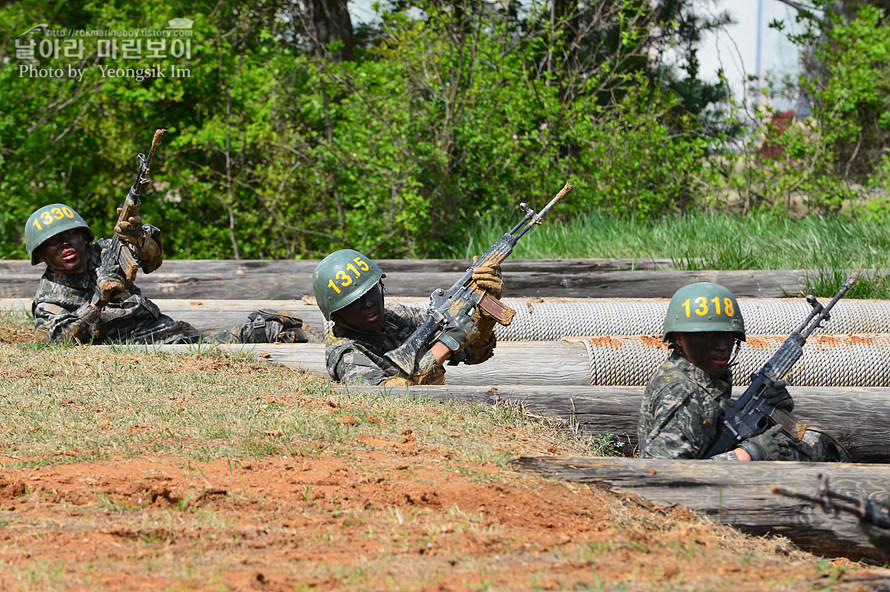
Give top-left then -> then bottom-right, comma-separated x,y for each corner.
727,338 -> 742,368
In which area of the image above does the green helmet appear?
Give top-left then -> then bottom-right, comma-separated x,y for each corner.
25,203 -> 94,265
312,249 -> 384,320
663,282 -> 745,341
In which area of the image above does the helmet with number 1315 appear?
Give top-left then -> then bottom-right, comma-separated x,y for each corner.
312,249 -> 384,320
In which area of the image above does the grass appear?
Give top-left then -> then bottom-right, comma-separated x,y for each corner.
0,339 -> 610,466
455,209 -> 890,297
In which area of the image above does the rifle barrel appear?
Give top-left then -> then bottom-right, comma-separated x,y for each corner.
514,181 -> 573,241
800,273 -> 859,339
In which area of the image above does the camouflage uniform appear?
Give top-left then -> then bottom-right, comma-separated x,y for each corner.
33,238 -> 309,345
638,351 -> 845,462
325,303 -> 494,386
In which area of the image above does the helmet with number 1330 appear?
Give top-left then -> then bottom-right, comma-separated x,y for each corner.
25,203 -> 94,265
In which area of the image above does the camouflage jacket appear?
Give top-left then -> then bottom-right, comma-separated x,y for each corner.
32,237 -> 200,345
33,239 -> 311,345
638,351 -> 848,462
638,350 -> 742,461
325,303 -> 454,385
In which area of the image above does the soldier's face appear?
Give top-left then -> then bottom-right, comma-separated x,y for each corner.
38,229 -> 89,274
674,331 -> 736,378
333,283 -> 384,333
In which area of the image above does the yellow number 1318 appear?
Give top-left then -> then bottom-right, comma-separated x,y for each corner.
680,297 -> 735,318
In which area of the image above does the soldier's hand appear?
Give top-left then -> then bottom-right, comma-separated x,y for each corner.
861,519 -> 890,559
114,208 -> 145,247
91,247 -> 127,308
739,425 -> 794,461
860,494 -> 890,559
764,379 -> 794,411
472,257 -> 503,299
438,312 -> 480,352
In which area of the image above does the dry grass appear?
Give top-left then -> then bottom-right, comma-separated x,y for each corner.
0,333 -> 606,466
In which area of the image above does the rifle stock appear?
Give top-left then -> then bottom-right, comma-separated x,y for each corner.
705,274 -> 858,457
385,181 -> 573,375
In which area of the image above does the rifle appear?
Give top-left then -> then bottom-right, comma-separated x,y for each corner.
703,274 -> 858,457
385,181 -> 574,375
772,473 -> 890,529
110,128 -> 167,281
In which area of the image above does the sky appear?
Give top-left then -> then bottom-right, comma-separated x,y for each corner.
696,0 -> 805,112
346,0 -> 806,111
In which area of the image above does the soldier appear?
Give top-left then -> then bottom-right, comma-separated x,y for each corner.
312,249 -> 502,386
638,282 -> 848,461
26,203 -> 309,344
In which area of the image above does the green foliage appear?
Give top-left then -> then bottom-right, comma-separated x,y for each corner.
794,4 -> 890,211
0,0 -> 732,260
5,1 -> 887,260
459,207 -> 890,297
725,3 -> 890,216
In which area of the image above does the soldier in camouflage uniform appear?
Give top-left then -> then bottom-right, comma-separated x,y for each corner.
312,249 -> 501,386
26,203 -> 309,345
638,282 -> 848,462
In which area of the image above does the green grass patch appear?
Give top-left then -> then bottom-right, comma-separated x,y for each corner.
454,209 -> 890,297
0,342 -> 610,466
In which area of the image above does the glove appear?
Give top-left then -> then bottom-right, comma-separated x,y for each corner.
738,425 -> 794,461
137,225 -> 164,273
472,258 -> 503,300
763,379 -> 794,411
861,521 -> 890,559
114,208 -> 145,247
465,329 -> 496,365
437,312 -> 479,352
91,247 -> 127,308
860,494 -> 890,559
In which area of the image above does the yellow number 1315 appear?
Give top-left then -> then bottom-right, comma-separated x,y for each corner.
327,256 -> 371,294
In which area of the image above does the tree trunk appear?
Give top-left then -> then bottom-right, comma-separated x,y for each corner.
309,0 -> 354,62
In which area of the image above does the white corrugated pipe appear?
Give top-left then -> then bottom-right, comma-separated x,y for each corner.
441,334 -> 890,387
398,298 -> 890,341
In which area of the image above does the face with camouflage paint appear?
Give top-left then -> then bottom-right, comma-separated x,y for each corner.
332,282 -> 385,333
674,331 -> 736,378
38,229 -> 89,274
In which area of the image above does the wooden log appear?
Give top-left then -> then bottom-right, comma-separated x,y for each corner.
14,318 -> 890,389
122,342 -> 592,385
139,268 -> 809,299
0,257 -> 681,276
9,297 -> 890,342
0,259 -> 809,298
331,385 -> 890,464
510,456 -> 890,562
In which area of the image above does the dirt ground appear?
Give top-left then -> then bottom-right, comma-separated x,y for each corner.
1,450 -> 889,590
1,326 -> 889,590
